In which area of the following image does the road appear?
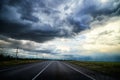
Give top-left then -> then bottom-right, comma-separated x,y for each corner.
0,61 -> 116,80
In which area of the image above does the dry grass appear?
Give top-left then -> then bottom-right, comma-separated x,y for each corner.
0,60 -> 42,68
68,61 -> 120,77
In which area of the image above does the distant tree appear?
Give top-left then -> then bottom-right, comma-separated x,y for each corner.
0,48 -> 15,61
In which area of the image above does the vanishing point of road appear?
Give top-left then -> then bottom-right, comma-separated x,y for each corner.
0,61 -> 116,80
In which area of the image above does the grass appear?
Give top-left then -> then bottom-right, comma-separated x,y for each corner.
0,53 -> 43,68
68,61 -> 120,77
0,59 -> 42,68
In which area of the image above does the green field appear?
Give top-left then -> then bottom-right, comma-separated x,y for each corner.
68,61 -> 120,77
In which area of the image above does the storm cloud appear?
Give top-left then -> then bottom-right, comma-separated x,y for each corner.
0,0 -> 119,43
0,0 -> 120,61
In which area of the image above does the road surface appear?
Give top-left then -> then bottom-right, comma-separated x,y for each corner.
0,61 -> 116,80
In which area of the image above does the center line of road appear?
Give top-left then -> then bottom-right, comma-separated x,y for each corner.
63,63 -> 96,80
32,62 -> 52,80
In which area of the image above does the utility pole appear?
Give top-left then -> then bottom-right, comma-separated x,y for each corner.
16,47 -> 19,60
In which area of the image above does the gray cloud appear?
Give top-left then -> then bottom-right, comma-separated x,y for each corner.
0,0 -> 120,60
0,0 -> 120,43
0,35 -> 56,55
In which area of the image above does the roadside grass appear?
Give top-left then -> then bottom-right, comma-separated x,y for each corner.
68,61 -> 120,77
0,60 -> 42,68
0,54 -> 44,68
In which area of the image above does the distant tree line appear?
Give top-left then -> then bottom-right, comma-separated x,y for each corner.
0,47 -> 18,61
0,54 -> 15,61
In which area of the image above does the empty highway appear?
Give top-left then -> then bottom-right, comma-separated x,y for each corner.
0,61 -> 116,80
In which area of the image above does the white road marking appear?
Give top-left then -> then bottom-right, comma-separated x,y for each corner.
32,62 -> 52,80
63,62 -> 96,80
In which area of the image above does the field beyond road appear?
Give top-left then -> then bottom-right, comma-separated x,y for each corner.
68,61 -> 120,78
0,60 -> 42,68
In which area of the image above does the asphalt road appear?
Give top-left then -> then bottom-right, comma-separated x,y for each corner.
0,61 -> 116,80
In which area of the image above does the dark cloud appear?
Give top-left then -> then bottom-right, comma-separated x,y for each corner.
0,0 -> 120,60
24,49 -> 57,55
0,35 -> 24,48
0,19 -> 29,33
21,15 -> 39,22
13,30 -> 60,43
0,0 -> 68,43
67,17 -> 90,33
88,0 -> 119,15
75,0 -> 120,19
0,0 -> 120,43
0,35 -> 57,56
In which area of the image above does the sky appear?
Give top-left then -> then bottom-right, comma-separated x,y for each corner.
0,0 -> 120,61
